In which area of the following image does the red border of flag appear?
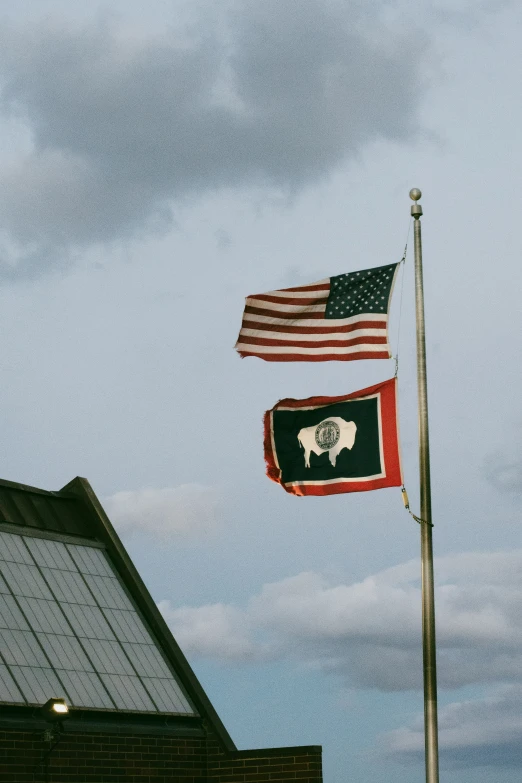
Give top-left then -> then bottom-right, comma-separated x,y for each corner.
263,378 -> 402,496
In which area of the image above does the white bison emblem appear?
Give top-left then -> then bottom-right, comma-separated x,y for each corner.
297,417 -> 357,468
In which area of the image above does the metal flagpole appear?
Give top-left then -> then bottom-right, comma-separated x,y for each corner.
409,188 -> 439,783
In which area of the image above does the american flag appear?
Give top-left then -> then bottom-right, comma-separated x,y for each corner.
235,262 -> 399,362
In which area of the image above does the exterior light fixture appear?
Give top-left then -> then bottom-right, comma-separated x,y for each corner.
41,698 -> 70,752
40,697 -> 70,781
41,698 -> 70,723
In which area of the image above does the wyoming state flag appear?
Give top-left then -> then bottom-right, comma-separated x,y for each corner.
264,378 -> 402,496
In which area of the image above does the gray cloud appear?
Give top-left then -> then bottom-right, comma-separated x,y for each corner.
484,455 -> 522,494
161,550 -> 522,692
483,428 -> 522,494
0,2 -> 428,276
383,685 -> 522,768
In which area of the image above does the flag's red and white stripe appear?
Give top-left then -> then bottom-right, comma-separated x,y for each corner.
235,279 -> 391,362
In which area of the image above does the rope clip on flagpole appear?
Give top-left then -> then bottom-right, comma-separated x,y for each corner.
401,486 -> 433,527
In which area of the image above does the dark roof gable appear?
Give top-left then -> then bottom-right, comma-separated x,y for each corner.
0,475 -> 235,750
0,478 -> 92,538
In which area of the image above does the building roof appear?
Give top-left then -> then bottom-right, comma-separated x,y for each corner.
0,479 -> 92,538
0,477 -> 234,748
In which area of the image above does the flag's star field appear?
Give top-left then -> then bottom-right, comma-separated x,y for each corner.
326,263 -> 398,319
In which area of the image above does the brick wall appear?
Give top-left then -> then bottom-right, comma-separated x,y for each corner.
0,728 -> 322,783
0,729 -> 209,783
209,746 -> 323,783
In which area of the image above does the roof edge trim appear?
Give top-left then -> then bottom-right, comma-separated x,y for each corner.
0,477 -> 74,498
61,476 -> 236,752
0,705 -> 206,737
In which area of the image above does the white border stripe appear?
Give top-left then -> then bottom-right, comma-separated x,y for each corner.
393,375 -> 404,485
236,342 -> 389,355
376,392 -> 384,476
278,392 -> 385,484
284,473 -> 385,486
270,411 -> 280,471
276,391 -> 383,412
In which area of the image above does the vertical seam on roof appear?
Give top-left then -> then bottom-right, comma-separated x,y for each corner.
66,544 -> 162,714
8,533 -> 119,711
39,496 -> 68,533
0,493 -> 26,527
9,493 -> 41,530
26,494 -> 64,534
0,542 -> 73,706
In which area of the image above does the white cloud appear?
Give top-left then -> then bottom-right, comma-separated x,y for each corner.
383,685 -> 522,768
104,484 -> 219,538
160,550 -> 522,691
158,600 -> 259,661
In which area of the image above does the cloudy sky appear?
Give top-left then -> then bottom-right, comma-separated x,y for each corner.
1,1 -> 522,781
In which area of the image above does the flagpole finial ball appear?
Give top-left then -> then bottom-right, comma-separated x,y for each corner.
409,188 -> 422,201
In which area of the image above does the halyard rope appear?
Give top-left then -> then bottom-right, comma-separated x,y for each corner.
393,219 -> 411,377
